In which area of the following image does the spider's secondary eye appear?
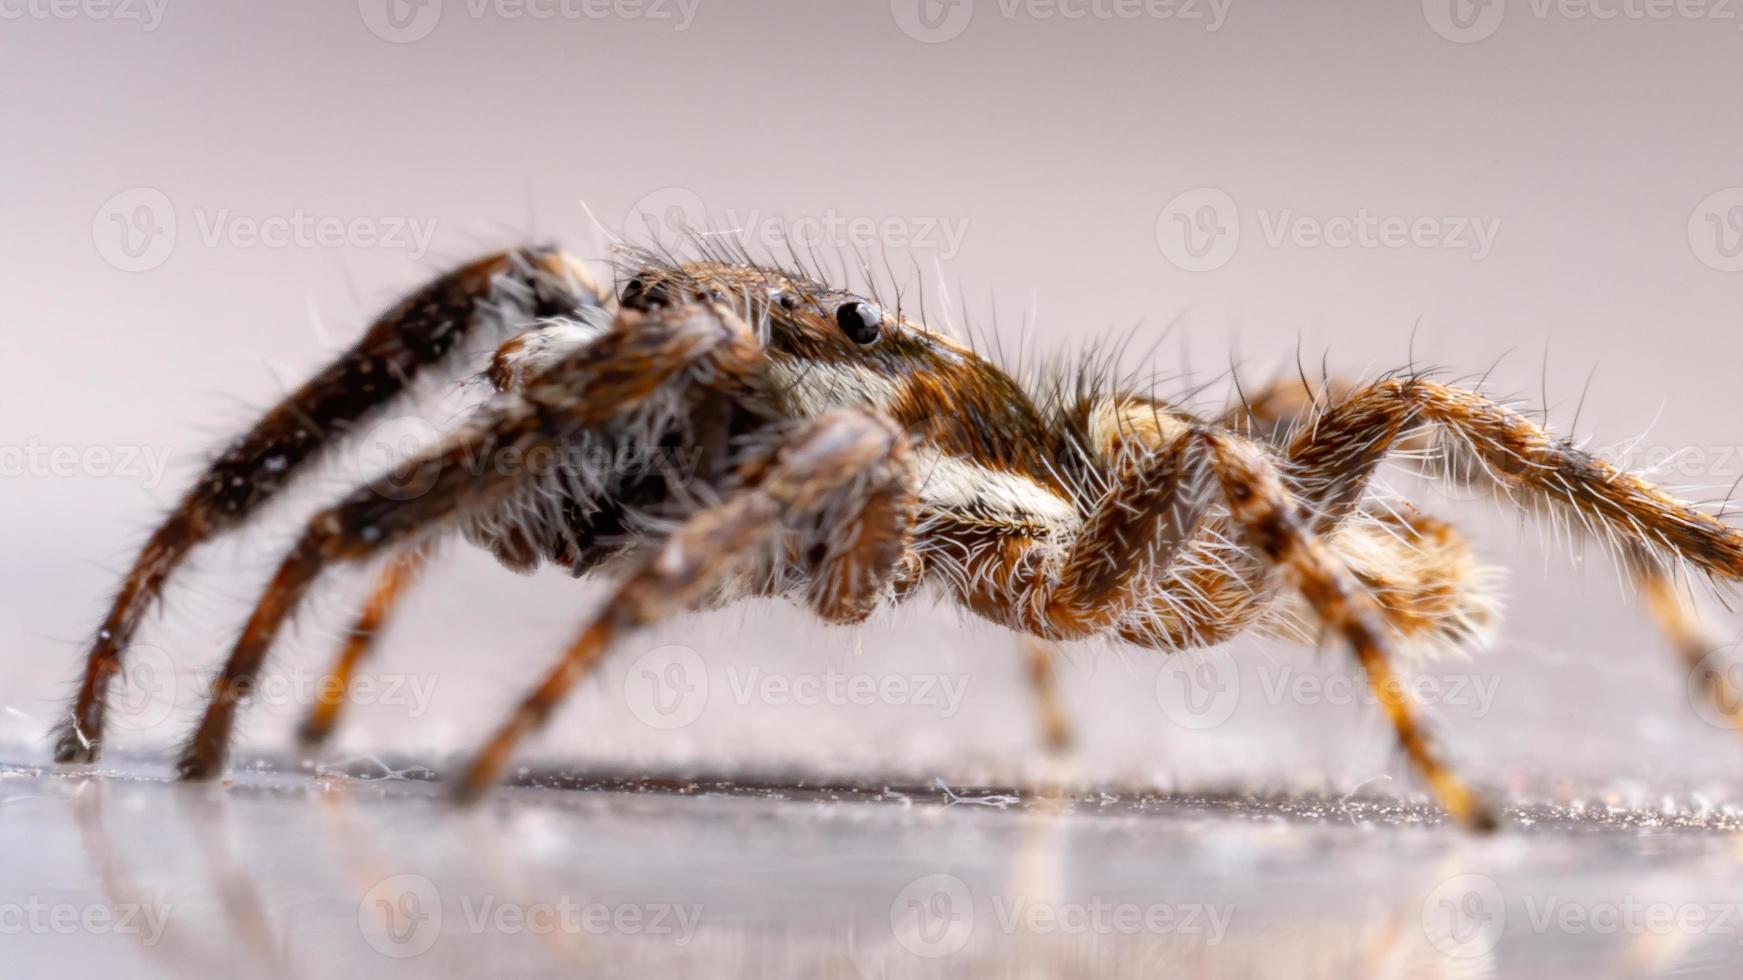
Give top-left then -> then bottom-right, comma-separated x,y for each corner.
834,300 -> 882,345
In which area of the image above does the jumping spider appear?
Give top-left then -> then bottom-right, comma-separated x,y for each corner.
55,243 -> 1743,831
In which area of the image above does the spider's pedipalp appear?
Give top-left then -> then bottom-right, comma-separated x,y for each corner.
56,246 -> 602,765
175,299 -> 768,780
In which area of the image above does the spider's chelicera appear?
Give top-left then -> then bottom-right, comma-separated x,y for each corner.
55,242 -> 1743,831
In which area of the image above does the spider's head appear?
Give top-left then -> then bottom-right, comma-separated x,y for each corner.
619,259 -> 934,354
618,258 -> 979,405
616,255 -> 1059,478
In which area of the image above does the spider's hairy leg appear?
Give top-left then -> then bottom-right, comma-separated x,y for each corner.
1221,378 -> 1502,650
1198,427 -> 1498,832
174,300 -> 766,781
1290,378 -> 1743,723
1041,428 -> 1208,636
55,246 -> 601,765
1022,637 -> 1075,753
1290,379 -> 1743,576
1637,560 -> 1743,729
296,322 -> 613,750
453,409 -> 916,802
294,546 -> 430,750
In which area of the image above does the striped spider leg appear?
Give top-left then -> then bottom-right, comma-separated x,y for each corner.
1237,373 -> 1743,731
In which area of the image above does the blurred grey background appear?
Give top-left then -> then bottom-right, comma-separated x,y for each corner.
6,2 -> 1743,977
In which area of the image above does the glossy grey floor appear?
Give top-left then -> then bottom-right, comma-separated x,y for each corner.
2,755 -> 1741,979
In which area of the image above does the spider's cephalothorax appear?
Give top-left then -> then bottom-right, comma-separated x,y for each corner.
57,245 -> 1743,832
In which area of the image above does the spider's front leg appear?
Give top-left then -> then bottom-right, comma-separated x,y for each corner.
173,299 -> 767,781
57,246 -> 601,764
453,409 -> 918,801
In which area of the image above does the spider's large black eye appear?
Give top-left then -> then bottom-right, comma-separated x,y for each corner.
835,301 -> 882,345
621,276 -> 671,311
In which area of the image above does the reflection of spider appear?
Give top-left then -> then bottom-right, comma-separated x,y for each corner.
55,242 -> 1743,830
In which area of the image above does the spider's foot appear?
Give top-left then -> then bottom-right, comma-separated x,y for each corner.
293,715 -> 336,751
1440,781 -> 1502,834
173,750 -> 224,782
447,770 -> 489,807
50,722 -> 103,765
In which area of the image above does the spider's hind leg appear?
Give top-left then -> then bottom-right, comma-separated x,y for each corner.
1288,377 -> 1743,730
56,247 -> 602,764
1022,637 -> 1076,753
1199,428 -> 1499,831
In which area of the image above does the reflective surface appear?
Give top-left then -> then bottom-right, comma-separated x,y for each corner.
3,756 -> 1742,979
